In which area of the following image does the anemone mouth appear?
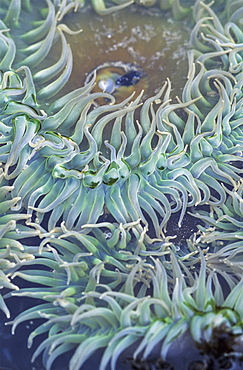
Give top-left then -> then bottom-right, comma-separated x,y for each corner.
84,61 -> 148,105
59,3 -> 189,101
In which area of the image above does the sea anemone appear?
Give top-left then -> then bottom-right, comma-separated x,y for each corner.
9,252 -> 243,370
0,0 -> 243,369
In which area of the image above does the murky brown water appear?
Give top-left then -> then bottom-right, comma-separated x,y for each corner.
60,5 -> 190,100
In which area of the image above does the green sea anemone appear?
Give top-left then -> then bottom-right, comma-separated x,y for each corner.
9,252 -> 243,370
0,0 -> 243,369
